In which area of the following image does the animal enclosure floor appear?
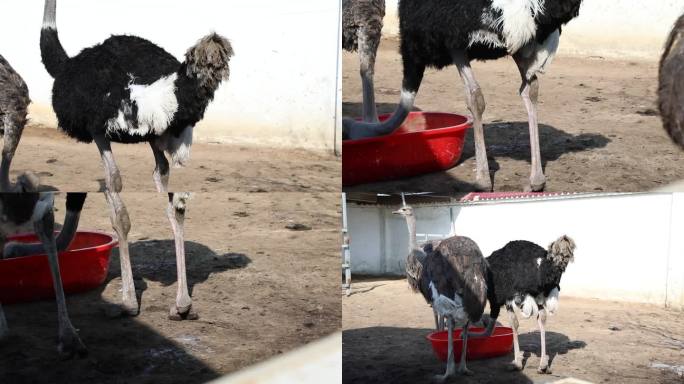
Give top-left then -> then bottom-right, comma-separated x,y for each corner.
0,192 -> 341,384
343,279 -> 684,384
7,125 -> 339,192
343,39 -> 684,193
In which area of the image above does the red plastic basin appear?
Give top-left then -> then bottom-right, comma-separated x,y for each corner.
0,231 -> 117,304
427,326 -> 513,362
342,112 -> 472,186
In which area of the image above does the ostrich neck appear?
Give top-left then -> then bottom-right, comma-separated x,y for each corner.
43,0 -> 57,28
405,215 -> 419,253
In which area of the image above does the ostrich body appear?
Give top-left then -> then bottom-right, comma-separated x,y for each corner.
659,14 -> 684,148
0,54 -> 31,192
476,235 -> 575,373
342,0 -> 385,123
394,205 -> 488,379
0,193 -> 87,358
344,0 -> 583,191
40,0 -> 231,318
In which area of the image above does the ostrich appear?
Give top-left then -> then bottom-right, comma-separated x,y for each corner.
343,0 -> 583,191
0,192 -> 88,358
659,14 -> 684,148
393,204 -> 488,378
0,54 -> 35,192
343,0 -> 385,123
40,0 -> 232,318
473,236 -> 576,373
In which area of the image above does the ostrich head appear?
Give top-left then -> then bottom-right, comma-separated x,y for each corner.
392,205 -> 414,217
547,234 -> 576,268
184,32 -> 234,90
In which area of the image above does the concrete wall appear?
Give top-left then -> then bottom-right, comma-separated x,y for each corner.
382,0 -> 684,60
347,193 -> 684,309
0,0 -> 340,151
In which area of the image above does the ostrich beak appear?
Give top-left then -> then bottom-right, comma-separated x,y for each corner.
392,209 -> 402,215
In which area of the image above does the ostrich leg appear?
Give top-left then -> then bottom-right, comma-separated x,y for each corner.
453,51 -> 492,191
457,320 -> 473,375
0,113 -> 26,192
166,192 -> 197,320
151,142 -> 170,193
33,193 -> 87,358
537,308 -> 551,373
0,304 -> 7,339
436,316 -> 456,381
358,26 -> 379,123
94,135 -> 139,316
507,305 -> 523,370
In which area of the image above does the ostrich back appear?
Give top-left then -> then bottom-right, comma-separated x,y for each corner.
659,14 -> 684,148
486,240 -> 567,308
342,0 -> 385,52
428,236 -> 487,323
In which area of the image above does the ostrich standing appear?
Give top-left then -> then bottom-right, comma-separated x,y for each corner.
659,14 -> 684,148
0,54 -> 32,192
393,205 -> 487,379
0,193 -> 87,358
40,0 -> 232,318
344,0 -> 583,191
474,236 -> 575,373
342,0 -> 385,123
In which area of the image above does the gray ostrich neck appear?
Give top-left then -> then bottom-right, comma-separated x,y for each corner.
43,0 -> 56,29
405,215 -> 420,253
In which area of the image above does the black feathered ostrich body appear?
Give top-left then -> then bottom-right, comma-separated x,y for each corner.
659,14 -> 684,148
39,0 -> 232,325
478,236 -> 575,373
394,205 -> 487,379
344,0 -> 583,191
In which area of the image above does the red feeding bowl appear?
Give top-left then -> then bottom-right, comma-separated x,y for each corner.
342,112 -> 472,186
427,326 -> 513,362
0,231 -> 117,304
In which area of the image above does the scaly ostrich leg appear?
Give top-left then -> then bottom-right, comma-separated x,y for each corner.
436,316 -> 456,381
358,26 -> 379,123
537,308 -> 551,373
507,305 -> 523,370
151,142 -> 170,193
94,134 -> 138,315
457,320 -> 473,375
167,192 -> 197,320
453,51 -> 492,191
33,193 -> 87,358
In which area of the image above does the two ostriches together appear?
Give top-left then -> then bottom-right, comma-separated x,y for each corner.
394,203 -> 575,380
0,0 -> 233,357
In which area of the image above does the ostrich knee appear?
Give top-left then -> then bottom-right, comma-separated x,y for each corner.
105,191 -> 138,315
166,193 -> 196,320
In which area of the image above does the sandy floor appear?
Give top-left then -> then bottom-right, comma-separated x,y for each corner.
343,279 -> 684,384
343,39 -> 684,193
7,126 -> 340,192
0,192 -> 341,384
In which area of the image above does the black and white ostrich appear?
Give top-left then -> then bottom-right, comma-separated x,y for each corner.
393,204 -> 488,379
0,192 -> 88,358
0,54 -> 37,192
474,236 -> 576,373
342,0 -> 385,122
344,0 -> 583,192
659,14 -> 684,148
40,0 -> 232,318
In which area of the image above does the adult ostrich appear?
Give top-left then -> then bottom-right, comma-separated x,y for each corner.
0,192 -> 88,358
0,54 -> 33,192
40,0 -> 232,318
659,14 -> 684,148
342,0 -> 385,122
473,236 -> 576,373
343,0 -> 583,191
393,204 -> 487,379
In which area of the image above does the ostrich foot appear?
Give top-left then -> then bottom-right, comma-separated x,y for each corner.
121,296 -> 140,317
537,355 -> 551,374
474,173 -> 493,192
507,358 -> 523,371
168,304 -> 199,321
458,367 -> 474,376
525,174 -> 546,192
58,325 -> 88,360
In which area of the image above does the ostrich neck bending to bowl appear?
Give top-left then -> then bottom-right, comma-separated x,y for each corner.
40,0 -> 233,318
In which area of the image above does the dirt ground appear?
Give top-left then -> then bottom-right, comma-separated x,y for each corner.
343,39 -> 684,193
0,192 -> 341,384
343,279 -> 684,384
7,125 -> 340,193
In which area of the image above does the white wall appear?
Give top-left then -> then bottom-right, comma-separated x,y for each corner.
382,0 -> 684,60
0,0 -> 340,151
348,193 -> 684,309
